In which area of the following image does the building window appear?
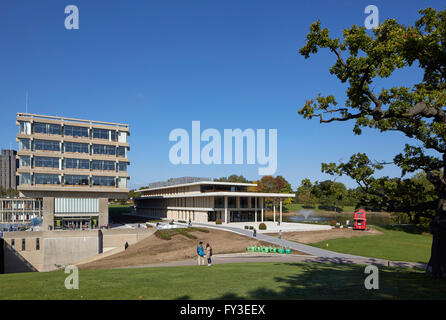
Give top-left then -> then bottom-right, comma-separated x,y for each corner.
214,197 -> 224,209
92,176 -> 115,187
251,197 -> 256,208
118,162 -> 127,172
33,123 -> 61,135
92,144 -> 116,156
22,239 -> 26,251
64,175 -> 89,186
19,121 -> 31,134
91,160 -> 115,171
34,139 -> 60,152
64,142 -> 89,154
19,138 -> 31,150
64,158 -> 90,170
64,125 -> 89,138
36,238 -> 40,250
34,156 -> 59,168
118,177 -> 127,189
19,173 -> 31,185
34,174 -> 60,185
19,156 -> 31,167
228,197 -> 236,208
117,146 -> 126,157
92,128 -> 109,140
240,197 -> 248,208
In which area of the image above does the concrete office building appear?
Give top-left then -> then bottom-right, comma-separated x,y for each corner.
134,177 -> 295,224
0,149 -> 18,191
15,113 -> 130,230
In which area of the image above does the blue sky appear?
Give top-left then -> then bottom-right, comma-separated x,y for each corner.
0,0 -> 443,190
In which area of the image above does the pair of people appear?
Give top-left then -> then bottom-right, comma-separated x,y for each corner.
197,242 -> 213,266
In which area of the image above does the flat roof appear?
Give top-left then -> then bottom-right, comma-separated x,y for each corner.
138,191 -> 295,198
139,181 -> 257,192
17,112 -> 129,129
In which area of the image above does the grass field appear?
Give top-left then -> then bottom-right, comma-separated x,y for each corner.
0,262 -> 444,300
311,226 -> 432,263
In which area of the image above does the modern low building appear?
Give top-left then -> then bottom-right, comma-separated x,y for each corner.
134,177 -> 295,224
0,198 -> 42,230
14,113 -> 130,230
0,149 -> 18,191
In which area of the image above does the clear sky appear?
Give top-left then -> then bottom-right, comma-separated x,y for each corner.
0,0 -> 443,190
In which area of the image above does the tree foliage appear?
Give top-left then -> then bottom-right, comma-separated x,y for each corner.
299,7 -> 446,277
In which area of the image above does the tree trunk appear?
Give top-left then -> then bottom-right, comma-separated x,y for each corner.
426,198 -> 446,278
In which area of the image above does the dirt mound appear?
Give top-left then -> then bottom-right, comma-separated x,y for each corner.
79,227 -> 297,270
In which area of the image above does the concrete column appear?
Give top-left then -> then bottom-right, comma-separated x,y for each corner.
98,197 -> 109,227
261,197 -> 264,222
279,199 -> 283,224
224,196 -> 228,224
254,197 -> 257,223
42,197 -> 55,231
273,201 -> 276,223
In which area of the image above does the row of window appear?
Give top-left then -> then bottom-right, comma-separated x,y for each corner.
10,238 -> 39,251
19,156 -> 127,172
19,139 -> 127,157
20,122 -> 125,142
19,173 -> 127,187
214,197 -> 258,209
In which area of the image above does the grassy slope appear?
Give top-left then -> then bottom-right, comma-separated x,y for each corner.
0,262 -> 444,300
311,226 -> 432,263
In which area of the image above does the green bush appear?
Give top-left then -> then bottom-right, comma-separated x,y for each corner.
249,226 -> 254,230
329,220 -> 337,226
216,219 -> 222,225
244,226 -> 249,229
178,220 -> 187,224
259,223 -> 267,230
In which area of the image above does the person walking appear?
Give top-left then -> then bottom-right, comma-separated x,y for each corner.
279,230 -> 282,240
253,228 -> 257,237
206,243 -> 213,266
197,241 -> 205,266
124,242 -> 129,250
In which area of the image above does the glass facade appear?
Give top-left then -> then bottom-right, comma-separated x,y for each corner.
92,176 -> 115,187
64,158 -> 90,170
92,144 -> 115,155
214,197 -> 224,208
34,156 -> 59,168
92,128 -> 117,140
64,142 -> 89,153
19,156 -> 31,167
34,139 -> 60,151
19,138 -> 30,150
91,160 -> 115,171
20,173 -> 31,185
118,162 -> 127,172
34,174 -> 60,185
64,175 -> 89,186
64,125 -> 89,138
33,122 -> 62,135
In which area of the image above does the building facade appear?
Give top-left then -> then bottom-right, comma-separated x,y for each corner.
15,113 -> 130,230
134,178 -> 295,224
0,149 -> 18,191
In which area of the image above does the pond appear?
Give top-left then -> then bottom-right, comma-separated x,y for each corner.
287,210 -> 393,226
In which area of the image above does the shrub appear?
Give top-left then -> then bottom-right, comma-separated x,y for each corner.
178,220 -> 187,224
329,220 -> 337,226
216,219 -> 222,225
259,223 -> 267,230
249,226 -> 254,230
244,226 -> 249,229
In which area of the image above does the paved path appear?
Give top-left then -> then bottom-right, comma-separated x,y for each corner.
191,222 -> 369,259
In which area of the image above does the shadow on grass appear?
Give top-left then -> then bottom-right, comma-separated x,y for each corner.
208,262 -> 440,300
379,224 -> 430,235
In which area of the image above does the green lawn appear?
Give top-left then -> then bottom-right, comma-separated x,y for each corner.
0,262 -> 443,299
312,226 -> 432,263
